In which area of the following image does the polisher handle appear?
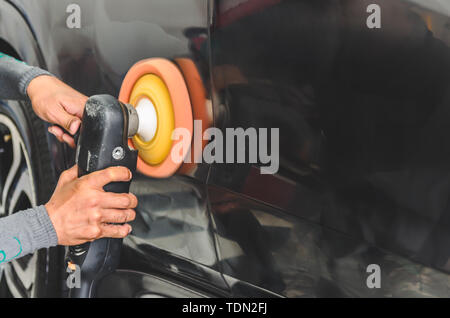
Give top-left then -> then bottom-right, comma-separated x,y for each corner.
68,95 -> 137,298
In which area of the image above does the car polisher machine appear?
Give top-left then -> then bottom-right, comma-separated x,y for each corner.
66,58 -> 211,298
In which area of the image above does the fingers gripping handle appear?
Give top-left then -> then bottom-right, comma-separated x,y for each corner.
69,95 -> 138,298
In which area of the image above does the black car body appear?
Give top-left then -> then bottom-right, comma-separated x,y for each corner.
0,0 -> 449,297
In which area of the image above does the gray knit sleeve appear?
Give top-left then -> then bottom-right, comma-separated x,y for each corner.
0,52 -> 52,100
0,205 -> 58,264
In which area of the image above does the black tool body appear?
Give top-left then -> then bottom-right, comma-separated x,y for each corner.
68,95 -> 137,298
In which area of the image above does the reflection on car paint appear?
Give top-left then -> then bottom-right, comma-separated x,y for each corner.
129,174 -> 216,267
209,0 -> 450,296
5,0 -> 450,297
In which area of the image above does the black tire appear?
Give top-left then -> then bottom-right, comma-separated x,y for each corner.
0,99 -> 63,297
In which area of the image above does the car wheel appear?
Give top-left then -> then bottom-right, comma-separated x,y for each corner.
0,99 -> 61,297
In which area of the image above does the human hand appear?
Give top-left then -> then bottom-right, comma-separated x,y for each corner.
27,75 -> 88,148
45,165 -> 138,246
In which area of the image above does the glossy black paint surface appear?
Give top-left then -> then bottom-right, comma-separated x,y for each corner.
208,0 -> 450,296
0,0 -> 449,297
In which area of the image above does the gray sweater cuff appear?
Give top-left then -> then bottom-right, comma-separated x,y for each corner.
0,205 -> 58,264
27,205 -> 59,249
19,67 -> 53,98
0,53 -> 53,100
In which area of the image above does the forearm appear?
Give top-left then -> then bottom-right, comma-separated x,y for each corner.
0,53 -> 52,100
0,206 -> 58,264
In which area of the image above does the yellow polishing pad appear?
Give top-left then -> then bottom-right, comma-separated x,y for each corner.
129,74 -> 175,166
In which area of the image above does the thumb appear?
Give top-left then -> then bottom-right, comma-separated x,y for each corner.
55,108 -> 81,135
